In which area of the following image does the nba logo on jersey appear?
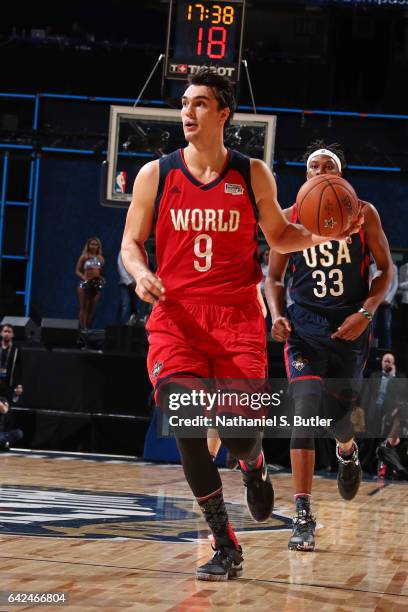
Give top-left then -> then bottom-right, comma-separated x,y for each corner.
151,361 -> 164,379
292,356 -> 308,371
115,171 -> 127,194
225,183 -> 244,195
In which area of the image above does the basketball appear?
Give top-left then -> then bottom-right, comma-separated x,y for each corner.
296,174 -> 360,237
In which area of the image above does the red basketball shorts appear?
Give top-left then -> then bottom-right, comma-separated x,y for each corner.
146,300 -> 267,390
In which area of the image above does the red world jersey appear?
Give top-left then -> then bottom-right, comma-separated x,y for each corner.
154,148 -> 262,304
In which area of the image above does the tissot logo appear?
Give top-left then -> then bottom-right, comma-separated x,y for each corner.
0,485 -> 292,541
176,64 -> 188,74
169,64 -> 236,78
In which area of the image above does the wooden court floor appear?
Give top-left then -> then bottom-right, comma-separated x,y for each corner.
0,450 -> 407,612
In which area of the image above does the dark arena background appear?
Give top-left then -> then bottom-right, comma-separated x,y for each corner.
0,1 -> 407,609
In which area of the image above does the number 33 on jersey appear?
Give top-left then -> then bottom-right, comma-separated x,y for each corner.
153,149 -> 262,302
289,204 -> 370,311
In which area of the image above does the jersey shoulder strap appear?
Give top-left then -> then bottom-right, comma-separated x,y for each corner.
154,150 -> 182,221
229,149 -> 258,220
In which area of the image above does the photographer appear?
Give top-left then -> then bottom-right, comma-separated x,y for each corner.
0,323 -> 24,450
0,323 -> 23,402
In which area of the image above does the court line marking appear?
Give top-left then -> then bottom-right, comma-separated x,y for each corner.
0,554 -> 406,598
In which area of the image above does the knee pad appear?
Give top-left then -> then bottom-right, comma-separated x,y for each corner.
290,393 -> 320,449
219,435 -> 260,461
155,377 -> 208,438
324,392 -> 354,443
329,414 -> 354,443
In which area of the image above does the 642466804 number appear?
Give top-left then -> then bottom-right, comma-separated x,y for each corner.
3,592 -> 67,605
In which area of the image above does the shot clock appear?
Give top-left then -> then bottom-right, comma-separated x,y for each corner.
164,0 -> 246,83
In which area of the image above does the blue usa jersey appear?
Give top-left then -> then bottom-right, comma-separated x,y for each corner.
289,204 -> 370,318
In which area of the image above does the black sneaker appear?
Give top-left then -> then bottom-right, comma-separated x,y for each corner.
240,452 -> 274,522
376,442 -> 408,480
336,442 -> 362,500
288,497 -> 316,551
196,541 -> 243,581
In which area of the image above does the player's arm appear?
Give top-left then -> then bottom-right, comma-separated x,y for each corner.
121,161 -> 165,304
264,211 -> 292,341
332,202 -> 393,341
251,159 -> 362,252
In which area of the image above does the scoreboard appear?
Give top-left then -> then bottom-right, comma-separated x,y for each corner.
164,1 -> 246,83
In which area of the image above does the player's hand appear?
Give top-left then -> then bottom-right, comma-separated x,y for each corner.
331,312 -> 369,341
329,210 -> 364,244
135,271 -> 166,304
271,316 -> 291,342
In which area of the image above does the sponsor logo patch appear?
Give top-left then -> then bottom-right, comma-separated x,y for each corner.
169,64 -> 235,78
224,183 -> 244,196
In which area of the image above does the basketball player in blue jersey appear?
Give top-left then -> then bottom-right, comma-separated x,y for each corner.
265,141 -> 393,552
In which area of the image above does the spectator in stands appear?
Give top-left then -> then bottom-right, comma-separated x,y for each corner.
0,324 -> 23,402
370,261 -> 398,350
0,323 -> 24,451
0,397 -> 23,451
118,251 -> 137,324
376,399 -> 408,480
362,353 -> 398,434
360,352 -> 407,477
398,260 -> 408,346
76,237 -> 105,330
117,252 -> 146,324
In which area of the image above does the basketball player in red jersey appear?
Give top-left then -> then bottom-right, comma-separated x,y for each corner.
121,73 -> 362,581
265,141 -> 393,552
